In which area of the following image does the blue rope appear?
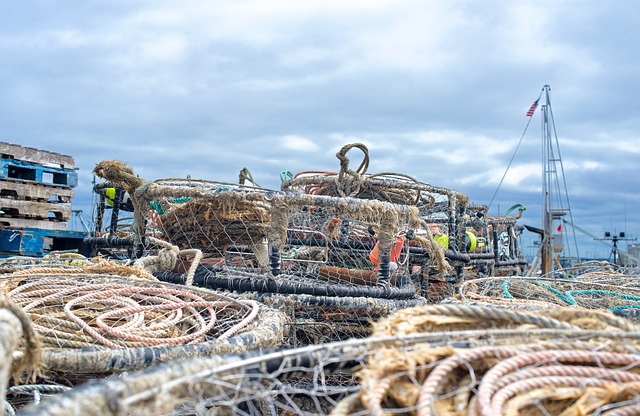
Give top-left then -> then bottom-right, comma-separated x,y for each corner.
537,282 -> 576,305
500,280 -> 640,311
501,281 -> 516,299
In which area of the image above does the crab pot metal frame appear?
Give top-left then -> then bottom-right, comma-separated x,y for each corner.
464,203 -> 496,278
488,216 -> 528,276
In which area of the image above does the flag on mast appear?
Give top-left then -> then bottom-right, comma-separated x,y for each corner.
526,98 -> 539,117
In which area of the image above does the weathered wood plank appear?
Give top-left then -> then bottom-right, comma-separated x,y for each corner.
0,198 -> 71,221
0,142 -> 74,169
0,217 -> 68,231
0,179 -> 74,202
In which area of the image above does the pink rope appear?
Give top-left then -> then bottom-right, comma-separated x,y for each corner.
477,350 -> 640,416
8,277 -> 260,349
416,346 -> 518,416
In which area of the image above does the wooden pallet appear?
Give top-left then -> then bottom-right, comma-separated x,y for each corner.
0,179 -> 74,202
0,228 -> 87,257
0,198 -> 71,221
0,159 -> 78,188
0,217 -> 68,231
0,142 -> 75,169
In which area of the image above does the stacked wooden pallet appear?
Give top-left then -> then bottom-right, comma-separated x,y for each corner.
0,142 -> 86,257
0,142 -> 77,231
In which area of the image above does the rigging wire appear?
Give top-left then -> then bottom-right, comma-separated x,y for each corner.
546,98 -> 581,261
487,88 -> 544,213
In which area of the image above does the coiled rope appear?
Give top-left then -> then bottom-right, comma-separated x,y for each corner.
7,277 -> 259,349
346,303 -> 640,416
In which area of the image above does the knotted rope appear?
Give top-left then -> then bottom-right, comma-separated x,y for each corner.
335,142 -> 369,197
135,237 -> 202,286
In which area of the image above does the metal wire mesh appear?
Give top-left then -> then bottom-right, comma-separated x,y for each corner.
21,319 -> 640,416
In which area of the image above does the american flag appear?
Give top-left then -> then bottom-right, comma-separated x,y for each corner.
526,98 -> 539,117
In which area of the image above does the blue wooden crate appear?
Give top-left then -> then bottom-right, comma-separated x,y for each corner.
0,228 -> 88,257
0,158 -> 78,188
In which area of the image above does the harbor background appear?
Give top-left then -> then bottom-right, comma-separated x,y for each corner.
1,1 -> 638,261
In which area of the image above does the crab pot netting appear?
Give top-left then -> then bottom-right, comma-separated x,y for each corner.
0,273 -> 287,376
22,304 -> 640,416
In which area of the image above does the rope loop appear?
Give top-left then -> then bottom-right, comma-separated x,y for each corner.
336,143 -> 369,197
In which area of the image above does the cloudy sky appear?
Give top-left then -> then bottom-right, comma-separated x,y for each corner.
1,0 -> 638,260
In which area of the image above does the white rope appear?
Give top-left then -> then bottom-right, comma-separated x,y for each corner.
135,237 -> 202,286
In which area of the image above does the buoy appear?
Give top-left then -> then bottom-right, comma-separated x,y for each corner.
433,234 -> 449,249
464,230 -> 477,252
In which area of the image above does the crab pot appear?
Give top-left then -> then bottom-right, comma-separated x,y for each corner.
283,168 -> 472,294
135,179 -> 275,272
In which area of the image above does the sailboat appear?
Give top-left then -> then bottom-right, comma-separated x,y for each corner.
524,85 -> 580,276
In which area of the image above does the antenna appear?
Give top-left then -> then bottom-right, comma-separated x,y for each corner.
598,230 -> 637,265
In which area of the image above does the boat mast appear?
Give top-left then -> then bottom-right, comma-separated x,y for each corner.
541,85 -> 553,275
539,84 -> 579,275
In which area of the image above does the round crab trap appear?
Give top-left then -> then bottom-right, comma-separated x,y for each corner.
486,213 -> 528,277
134,178 -> 274,270
0,273 -> 287,376
20,304 -> 640,416
281,142 -> 476,300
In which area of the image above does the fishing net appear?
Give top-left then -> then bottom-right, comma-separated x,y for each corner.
0,273 -> 287,375
20,304 -> 640,416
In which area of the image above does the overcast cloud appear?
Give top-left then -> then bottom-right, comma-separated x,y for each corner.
1,0 -> 638,259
